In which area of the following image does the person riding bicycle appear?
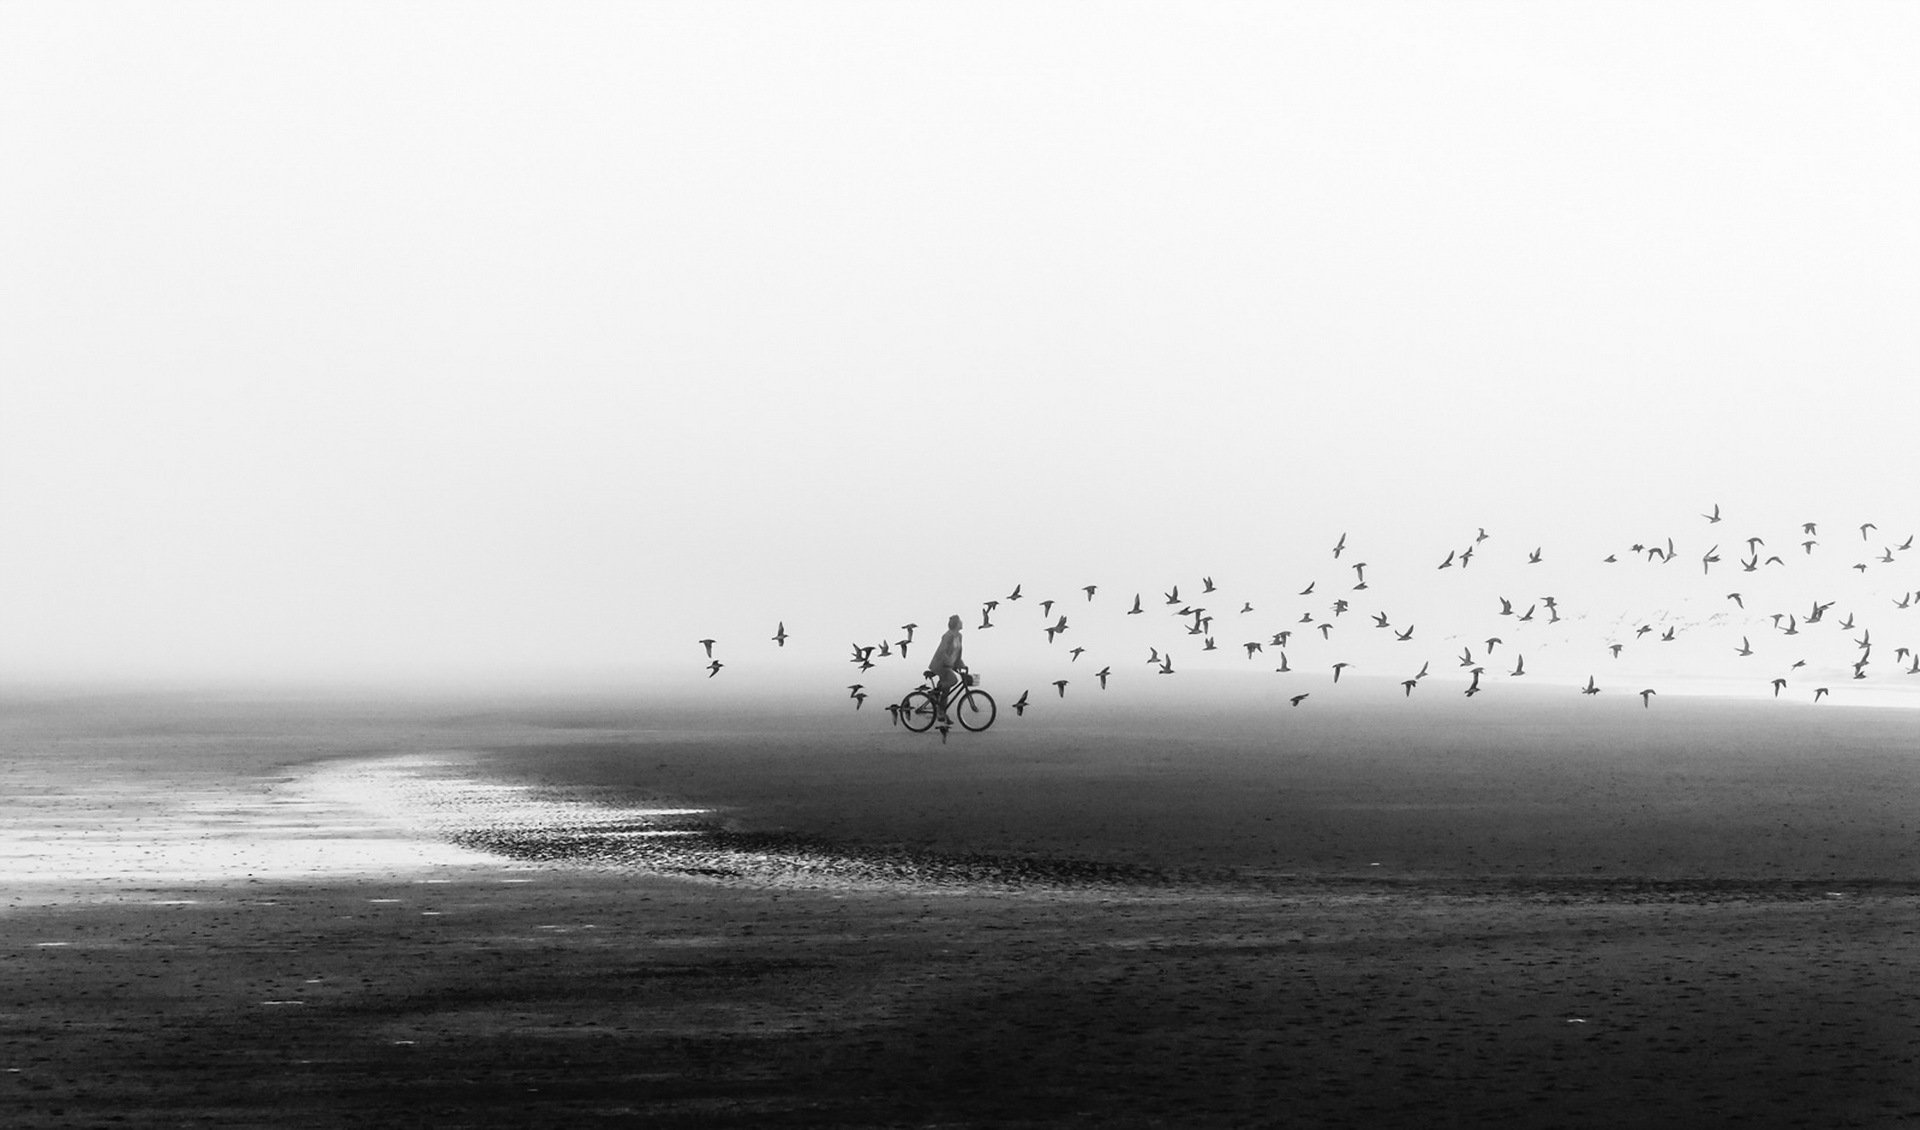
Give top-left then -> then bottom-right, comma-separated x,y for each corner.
926,614 -> 968,723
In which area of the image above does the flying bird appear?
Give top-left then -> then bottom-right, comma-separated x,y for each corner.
1040,599 -> 1054,617
1772,678 -> 1787,697
1290,694 -> 1309,707
1703,503 -> 1721,523
1395,625 -> 1415,641
772,622 -> 788,647
1509,655 -> 1526,677
1007,584 -> 1022,602
1332,533 -> 1347,558
1202,576 -> 1217,593
1083,585 -> 1098,601
1128,594 -> 1144,615
1735,637 -> 1753,657
1639,688 -> 1656,707
1244,641 -> 1264,658
1581,676 -> 1599,696
1011,690 -> 1030,716
706,660 -> 723,678
1813,687 -> 1830,702
1069,646 -> 1086,662
1053,680 -> 1068,698
1727,593 -> 1743,609
1095,666 -> 1112,689
1528,547 -> 1543,564
1332,662 -> 1350,683
698,639 -> 716,659
1402,679 -> 1418,697
852,692 -> 868,710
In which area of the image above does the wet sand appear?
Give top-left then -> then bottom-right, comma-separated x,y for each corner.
4,687 -> 1919,1127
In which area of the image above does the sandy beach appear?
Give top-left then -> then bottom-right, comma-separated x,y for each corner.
4,685 -> 1918,1127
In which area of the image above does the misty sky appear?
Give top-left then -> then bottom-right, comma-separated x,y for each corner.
4,3 -> 1918,686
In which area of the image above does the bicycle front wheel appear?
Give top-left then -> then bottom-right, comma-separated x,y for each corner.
954,688 -> 997,732
900,690 -> 938,733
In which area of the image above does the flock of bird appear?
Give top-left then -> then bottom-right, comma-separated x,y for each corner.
697,506 -> 1920,724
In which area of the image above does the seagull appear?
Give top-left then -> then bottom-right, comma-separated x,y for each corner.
1485,637 -> 1502,654
979,609 -> 994,630
1402,679 -> 1418,697
1414,660 -> 1430,680
1499,597 -> 1514,616
1609,644 -> 1624,658
1275,652 -> 1292,673
1045,616 -> 1068,644
1290,693 -> 1310,707
1007,584 -> 1022,602
1813,687 -> 1830,702
877,640 -> 892,658
1299,582 -> 1316,596
1372,611 -> 1390,628
1459,545 -> 1475,567
1735,637 -> 1753,657
1040,599 -> 1054,617
1202,576 -> 1217,593
1703,503 -> 1721,523
1803,540 -> 1818,555
772,622 -> 788,647
1240,602 -> 1255,614
1509,655 -> 1526,677
1395,625 -> 1416,641
1165,585 -> 1181,605
1476,526 -> 1490,542
1158,654 -> 1175,675
1127,594 -> 1144,615
1332,533 -> 1347,558
1332,662 -> 1349,683
1352,562 -> 1368,583
1861,522 -> 1877,540
1437,549 -> 1456,569
1318,623 -> 1334,640
1146,647 -> 1161,666
1517,604 -> 1536,622
1582,676 -> 1600,695
698,639 -> 717,659
1095,666 -> 1112,690
1083,585 -> 1098,601
706,660 -> 723,678
1052,680 -> 1068,698
1244,641 -> 1264,658
1803,522 -> 1817,535
1772,678 -> 1787,697
1528,547 -> 1543,564
1011,690 -> 1030,716
886,703 -> 901,726
1660,627 -> 1677,642
1069,646 -> 1085,662
1202,637 -> 1217,651
1639,688 -> 1656,707
1702,545 -> 1721,573
852,692 -> 868,710
902,623 -> 918,641
984,600 -> 1000,614
1635,625 -> 1653,638
897,640 -> 910,658
847,684 -> 864,698
1459,647 -> 1474,667
1728,593 -> 1744,609
1271,631 -> 1291,647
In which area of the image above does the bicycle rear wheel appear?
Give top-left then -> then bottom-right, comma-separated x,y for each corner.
900,690 -> 938,733
954,688 -> 997,732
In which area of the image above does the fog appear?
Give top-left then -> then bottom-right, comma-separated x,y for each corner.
4,3 -> 1916,685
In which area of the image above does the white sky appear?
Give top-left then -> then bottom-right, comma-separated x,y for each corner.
3,2 -> 1918,687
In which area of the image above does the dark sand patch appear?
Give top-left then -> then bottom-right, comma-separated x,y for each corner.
4,689 -> 1919,1126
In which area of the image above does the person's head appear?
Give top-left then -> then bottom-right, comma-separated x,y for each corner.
949,614 -> 963,631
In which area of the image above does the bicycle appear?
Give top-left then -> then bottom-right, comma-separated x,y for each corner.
900,668 -> 997,733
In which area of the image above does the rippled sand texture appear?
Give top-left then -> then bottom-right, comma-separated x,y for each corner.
3,689 -> 1919,1127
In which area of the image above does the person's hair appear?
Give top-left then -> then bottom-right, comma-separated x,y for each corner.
949,614 -> 963,629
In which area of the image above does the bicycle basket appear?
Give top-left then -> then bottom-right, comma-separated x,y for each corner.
964,672 -> 980,686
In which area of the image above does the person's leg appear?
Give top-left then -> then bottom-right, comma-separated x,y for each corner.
935,668 -> 956,721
